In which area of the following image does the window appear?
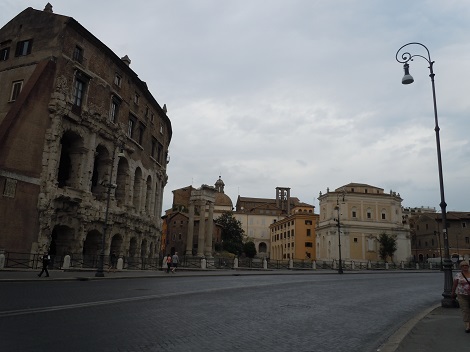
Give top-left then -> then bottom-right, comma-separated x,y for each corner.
306,229 -> 311,237
15,39 -> 32,56
354,237 -> 358,243
0,47 -> 10,61
305,220 -> 312,225
367,209 -> 372,219
157,142 -> 163,164
133,93 -> 139,105
73,78 -> 85,108
305,242 -> 313,247
381,212 -> 386,220
72,46 -> 83,63
352,210 -> 357,218
138,123 -> 145,145
151,137 -> 157,159
128,115 -> 136,139
466,237 -> 469,244
72,71 -> 89,113
463,222 -> 467,228
110,96 -> 120,123
114,74 -> 122,87
9,80 -> 23,102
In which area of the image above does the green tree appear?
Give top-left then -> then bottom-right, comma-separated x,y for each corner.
215,212 -> 244,255
243,241 -> 257,258
378,233 -> 397,262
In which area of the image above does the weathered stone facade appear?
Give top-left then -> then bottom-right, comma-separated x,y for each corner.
0,5 -> 171,263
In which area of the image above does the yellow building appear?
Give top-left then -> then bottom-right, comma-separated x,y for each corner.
269,204 -> 318,260
316,183 -> 411,262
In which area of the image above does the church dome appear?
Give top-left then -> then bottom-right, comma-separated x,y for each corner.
215,192 -> 233,207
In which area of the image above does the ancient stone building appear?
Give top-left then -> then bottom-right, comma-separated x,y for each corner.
163,177 -> 232,257
0,5 -> 171,264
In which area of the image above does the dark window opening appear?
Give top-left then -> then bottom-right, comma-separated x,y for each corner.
73,46 -> 83,63
15,39 -> 32,56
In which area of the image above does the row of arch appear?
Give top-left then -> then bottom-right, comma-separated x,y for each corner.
57,130 -> 164,217
50,224 -> 158,260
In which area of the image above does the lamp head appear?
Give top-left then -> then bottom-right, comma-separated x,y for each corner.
402,63 -> 414,85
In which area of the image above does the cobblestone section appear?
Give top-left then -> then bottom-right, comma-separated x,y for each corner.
0,272 -> 442,352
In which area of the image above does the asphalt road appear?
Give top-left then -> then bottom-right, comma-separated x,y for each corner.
0,272 -> 442,352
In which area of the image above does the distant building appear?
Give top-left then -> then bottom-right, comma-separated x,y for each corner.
409,211 -> 470,262
163,177 -> 230,256
269,203 -> 318,260
234,187 -> 316,258
0,5 -> 171,262
316,183 -> 411,262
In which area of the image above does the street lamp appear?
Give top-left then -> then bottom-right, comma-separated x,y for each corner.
95,144 -> 124,277
434,230 -> 443,269
395,42 -> 453,307
334,189 -> 346,274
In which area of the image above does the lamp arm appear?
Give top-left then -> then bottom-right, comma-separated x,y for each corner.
395,42 -> 432,65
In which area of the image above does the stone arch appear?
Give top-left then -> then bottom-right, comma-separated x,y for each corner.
50,225 -> 76,256
149,241 -> 155,258
110,233 -> 123,256
145,175 -> 152,215
83,230 -> 102,267
141,238 -> 148,258
133,167 -> 143,211
115,157 -> 130,207
258,242 -> 267,253
91,144 -> 111,197
57,130 -> 84,188
129,237 -> 138,257
83,230 -> 102,256
154,180 -> 160,217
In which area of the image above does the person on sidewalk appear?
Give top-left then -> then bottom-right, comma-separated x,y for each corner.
37,251 -> 51,277
452,260 -> 470,332
171,252 -> 179,273
166,254 -> 172,273
108,251 -> 117,273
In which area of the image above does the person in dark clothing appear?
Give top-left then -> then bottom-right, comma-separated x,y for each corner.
38,252 -> 50,277
108,251 -> 117,273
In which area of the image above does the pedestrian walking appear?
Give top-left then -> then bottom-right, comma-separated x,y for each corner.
452,260 -> 470,332
171,252 -> 179,273
166,254 -> 172,273
108,250 -> 117,273
37,251 -> 51,277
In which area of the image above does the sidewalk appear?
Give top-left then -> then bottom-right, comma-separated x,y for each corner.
379,304 -> 468,352
1,268 -> 467,351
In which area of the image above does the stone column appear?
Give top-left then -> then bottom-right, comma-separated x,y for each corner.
186,201 -> 195,255
204,201 -> 214,257
197,200 -> 206,257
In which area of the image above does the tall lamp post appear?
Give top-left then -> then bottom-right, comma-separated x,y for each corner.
95,144 -> 124,277
395,42 -> 453,307
334,189 -> 346,274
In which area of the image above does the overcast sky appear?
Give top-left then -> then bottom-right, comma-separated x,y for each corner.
2,1 -> 470,214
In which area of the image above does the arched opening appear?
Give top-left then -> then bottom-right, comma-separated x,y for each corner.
83,230 -> 102,267
129,237 -> 138,258
110,233 -> 123,256
57,131 -> 83,188
115,157 -> 130,207
133,167 -> 142,211
145,175 -> 152,214
91,144 -> 110,197
258,242 -> 267,253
